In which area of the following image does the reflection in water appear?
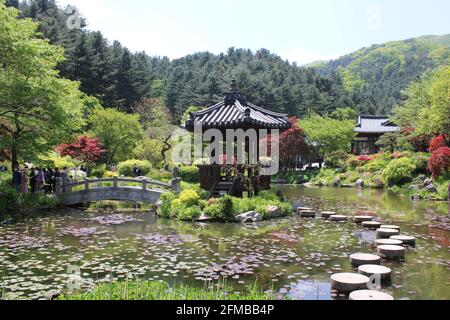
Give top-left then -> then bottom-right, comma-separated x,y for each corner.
0,187 -> 449,300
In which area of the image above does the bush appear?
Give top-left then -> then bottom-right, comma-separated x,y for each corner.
428,147 -> 450,179
103,171 -> 118,178
312,169 -> 336,186
325,151 -> 350,169
178,189 -> 200,207
90,164 -> 107,178
0,184 -> 21,213
158,192 -> 177,218
118,160 -> 152,177
177,206 -> 202,221
410,153 -> 430,175
382,158 -> 416,186
178,165 -> 200,183
148,170 -> 172,182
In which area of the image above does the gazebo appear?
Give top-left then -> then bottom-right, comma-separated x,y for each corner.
184,79 -> 291,197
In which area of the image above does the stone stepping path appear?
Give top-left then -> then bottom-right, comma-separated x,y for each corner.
358,264 -> 392,281
390,235 -> 416,247
380,225 -> 400,231
330,215 -> 348,222
349,290 -> 394,300
354,216 -> 373,223
374,239 -> 403,247
321,212 -> 336,219
362,221 -> 382,229
299,210 -> 316,218
377,245 -> 405,261
376,228 -> 400,239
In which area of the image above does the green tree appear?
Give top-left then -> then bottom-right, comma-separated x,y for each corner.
299,115 -> 356,164
0,2 -> 85,170
375,132 -> 399,153
393,66 -> 450,137
88,107 -> 143,165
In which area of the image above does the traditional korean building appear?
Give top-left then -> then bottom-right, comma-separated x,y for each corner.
352,115 -> 400,155
184,79 -> 291,197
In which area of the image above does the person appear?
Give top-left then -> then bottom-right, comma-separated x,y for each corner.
132,164 -> 142,177
29,170 -> 37,193
36,168 -> 45,192
20,168 -> 28,194
11,167 -> 22,192
52,168 -> 61,193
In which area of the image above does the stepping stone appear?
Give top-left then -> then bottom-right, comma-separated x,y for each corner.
330,215 -> 348,222
362,221 -> 382,229
330,273 -> 369,293
358,264 -> 392,281
297,207 -> 312,214
390,235 -> 416,247
376,228 -> 400,239
349,290 -> 394,301
374,239 -> 403,247
377,245 -> 405,261
299,210 -> 316,218
354,216 -> 373,223
380,225 -> 400,231
349,253 -> 381,267
321,211 -> 336,219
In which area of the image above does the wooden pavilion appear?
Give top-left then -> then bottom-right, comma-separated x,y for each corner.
184,79 -> 291,197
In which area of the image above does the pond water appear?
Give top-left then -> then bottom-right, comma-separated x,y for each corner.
0,187 -> 449,300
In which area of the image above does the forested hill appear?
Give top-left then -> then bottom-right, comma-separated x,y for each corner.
312,35 -> 450,114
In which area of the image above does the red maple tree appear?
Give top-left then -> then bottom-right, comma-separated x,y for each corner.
58,135 -> 106,164
428,147 -> 450,179
429,134 -> 449,153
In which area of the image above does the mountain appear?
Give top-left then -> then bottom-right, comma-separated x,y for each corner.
313,34 -> 450,115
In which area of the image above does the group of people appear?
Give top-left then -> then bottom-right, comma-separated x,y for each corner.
11,167 -> 68,194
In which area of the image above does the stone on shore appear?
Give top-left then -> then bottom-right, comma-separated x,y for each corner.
330,273 -> 369,293
377,245 -> 405,261
349,290 -> 394,301
235,211 -> 263,223
349,253 -> 381,267
266,206 -> 281,219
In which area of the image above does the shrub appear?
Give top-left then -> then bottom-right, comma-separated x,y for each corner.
357,155 -> 374,162
118,160 -> 152,177
158,192 -> 176,218
382,158 -> 416,186
203,196 -> 234,222
103,171 -> 118,178
178,189 -> 200,207
410,153 -> 430,175
312,169 -> 336,186
325,151 -> 349,169
148,170 -> 172,182
178,165 -> 200,183
177,206 -> 202,221
429,134 -> 449,152
90,164 -> 107,178
0,184 -> 20,213
428,147 -> 450,179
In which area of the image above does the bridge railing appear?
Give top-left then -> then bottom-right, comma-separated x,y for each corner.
55,176 -> 181,195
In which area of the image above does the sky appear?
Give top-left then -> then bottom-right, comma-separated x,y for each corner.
57,0 -> 450,65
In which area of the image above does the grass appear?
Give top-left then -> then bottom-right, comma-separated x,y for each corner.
58,279 -> 279,301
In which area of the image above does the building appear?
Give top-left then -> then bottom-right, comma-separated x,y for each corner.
184,79 -> 291,197
352,115 -> 400,155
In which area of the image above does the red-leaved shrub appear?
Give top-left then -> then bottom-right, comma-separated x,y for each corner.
429,134 -> 449,153
428,147 -> 450,178
357,155 -> 374,162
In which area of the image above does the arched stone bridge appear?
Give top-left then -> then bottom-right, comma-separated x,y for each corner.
55,177 -> 181,206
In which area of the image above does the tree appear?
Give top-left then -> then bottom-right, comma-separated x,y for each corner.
88,107 -> 143,165
132,138 -> 164,167
299,115 -> 356,164
393,66 -> 450,137
329,107 -> 357,121
0,3 -> 85,170
275,117 -> 310,170
58,135 -> 106,164
428,147 -> 450,179
376,132 -> 399,153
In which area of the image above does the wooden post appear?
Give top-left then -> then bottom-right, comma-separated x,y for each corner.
142,179 -> 147,191
171,178 -> 181,194
85,178 -> 90,191
113,176 -> 118,188
55,177 -> 63,195
120,175 -> 125,186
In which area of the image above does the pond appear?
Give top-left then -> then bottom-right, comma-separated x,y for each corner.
0,187 -> 449,300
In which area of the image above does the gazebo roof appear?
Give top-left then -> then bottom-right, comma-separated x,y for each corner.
355,115 -> 400,134
185,79 -> 291,131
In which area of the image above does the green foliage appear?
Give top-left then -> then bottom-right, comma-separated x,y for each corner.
37,152 -> 76,169
158,192 -> 177,218
147,170 -> 173,182
329,107 -> 358,121
382,158 -> 416,186
410,152 -> 430,175
89,164 -> 107,178
88,107 -> 144,165
132,138 -> 164,166
325,151 -> 350,169
312,169 -> 337,186
299,115 -> 356,157
177,206 -> 202,221
178,189 -> 201,207
178,165 -> 200,183
58,279 -> 277,300
0,184 -> 20,213
117,160 -> 152,177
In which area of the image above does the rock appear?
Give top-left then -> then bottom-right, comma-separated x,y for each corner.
266,205 -> 281,218
374,239 -> 403,247
425,183 -> 437,193
354,216 -> 373,224
349,290 -> 394,301
330,215 -> 348,222
330,273 -> 369,293
341,184 -> 355,188
196,214 -> 213,222
155,200 -> 163,208
411,194 -> 422,201
349,253 -> 381,267
296,207 -> 313,214
358,265 -> 392,281
377,245 -> 405,261
235,211 -> 262,223
333,178 -> 341,188
299,210 -> 316,218
355,179 -> 365,188
321,211 -> 336,219
390,235 -> 416,247
362,221 -> 382,229
376,228 -> 400,239
423,178 -> 433,187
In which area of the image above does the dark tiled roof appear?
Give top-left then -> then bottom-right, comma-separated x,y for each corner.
355,115 -> 400,133
185,80 -> 291,131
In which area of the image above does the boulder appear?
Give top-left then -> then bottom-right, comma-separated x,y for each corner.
196,214 -> 213,222
266,205 -> 281,218
333,178 -> 341,188
425,183 -> 437,193
235,211 -> 262,223
423,178 -> 433,187
355,179 -> 365,188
